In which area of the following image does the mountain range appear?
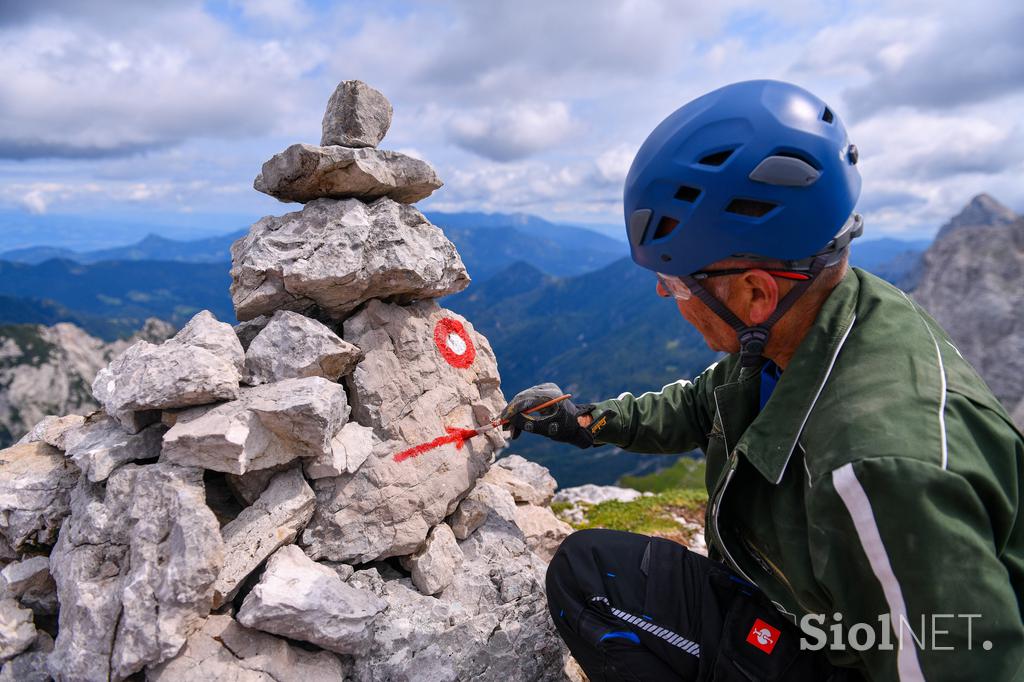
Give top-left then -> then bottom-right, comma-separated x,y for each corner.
0,207 -> 964,483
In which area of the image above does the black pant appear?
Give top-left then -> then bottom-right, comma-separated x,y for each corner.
546,529 -> 852,681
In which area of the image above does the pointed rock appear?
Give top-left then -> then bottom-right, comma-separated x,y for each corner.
48,464 -> 224,681
399,522 -> 463,596
244,310 -> 361,385
321,80 -> 392,148
449,481 -> 517,540
230,198 -> 469,322
162,377 -> 349,475
63,413 -> 165,482
0,599 -> 34,663
173,310 -> 246,373
0,442 -> 79,554
255,144 -> 442,204
237,545 -> 386,655
305,421 -> 377,479
212,469 -> 316,608
15,414 -> 85,451
301,301 -> 505,563
485,454 -> 558,506
0,557 -> 56,618
512,504 -> 572,562
149,614 -> 348,681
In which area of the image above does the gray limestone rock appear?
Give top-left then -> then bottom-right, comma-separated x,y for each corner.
62,413 -> 165,482
305,421 -> 378,479
48,463 -> 224,681
173,310 -> 246,374
0,442 -> 79,554
485,454 -> 558,506
301,300 -> 504,563
448,481 -> 517,541
553,484 -> 643,506
244,310 -> 361,385
0,599 -> 34,663
321,79 -> 392,148
230,198 -> 469,322
92,339 -> 240,432
913,194 -> 1024,413
149,613 -> 348,681
0,557 -> 56,618
162,377 -> 349,475
512,504 -> 572,562
399,523 -> 463,596
346,509 -> 565,681
255,144 -> 442,204
224,462 -> 295,506
212,469 -> 316,608
234,315 -> 270,351
0,630 -> 51,682
15,414 -> 85,451
237,545 -> 386,655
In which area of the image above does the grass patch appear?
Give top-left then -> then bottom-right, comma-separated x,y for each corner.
619,456 -> 707,493
570,488 -> 708,546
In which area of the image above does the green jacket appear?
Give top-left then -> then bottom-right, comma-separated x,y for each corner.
591,268 -> 1024,681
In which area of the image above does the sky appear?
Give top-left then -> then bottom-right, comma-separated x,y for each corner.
0,0 -> 1021,246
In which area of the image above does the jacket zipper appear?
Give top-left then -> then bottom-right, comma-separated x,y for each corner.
710,451 -> 756,585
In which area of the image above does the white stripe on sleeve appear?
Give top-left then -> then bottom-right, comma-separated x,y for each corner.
832,463 -> 926,682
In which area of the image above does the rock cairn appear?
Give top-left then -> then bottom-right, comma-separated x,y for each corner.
0,81 -> 573,681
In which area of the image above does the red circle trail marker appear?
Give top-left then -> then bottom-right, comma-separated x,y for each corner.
434,318 -> 475,369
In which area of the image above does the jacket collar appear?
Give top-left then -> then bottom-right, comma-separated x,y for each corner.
732,269 -> 860,484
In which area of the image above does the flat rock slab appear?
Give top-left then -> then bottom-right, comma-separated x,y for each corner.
321,79 -> 392,148
0,442 -> 79,554
92,340 -> 240,432
305,421 -> 378,479
63,414 -> 165,483
230,197 -> 469,322
301,300 -> 505,563
149,614 -> 348,681
16,414 -> 85,451
254,144 -> 441,204
162,377 -> 349,475
237,545 -> 386,655
212,469 -> 316,608
244,310 -> 361,385
48,464 -> 224,681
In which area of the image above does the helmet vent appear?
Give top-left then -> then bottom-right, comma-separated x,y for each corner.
652,216 -> 680,240
821,107 -> 835,124
674,185 -> 701,202
725,198 -> 777,218
697,149 -> 734,166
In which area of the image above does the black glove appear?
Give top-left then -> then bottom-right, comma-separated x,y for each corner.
499,383 -> 596,449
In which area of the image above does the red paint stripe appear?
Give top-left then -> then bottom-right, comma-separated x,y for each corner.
393,426 -> 480,462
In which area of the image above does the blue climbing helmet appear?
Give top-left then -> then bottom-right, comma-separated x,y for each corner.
624,79 -> 862,277
624,80 -> 863,367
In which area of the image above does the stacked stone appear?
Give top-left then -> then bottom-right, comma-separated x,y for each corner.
0,81 -> 572,681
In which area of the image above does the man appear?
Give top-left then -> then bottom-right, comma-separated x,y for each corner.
501,80 -> 1024,681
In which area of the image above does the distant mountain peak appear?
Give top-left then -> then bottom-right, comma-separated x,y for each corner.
938,193 -> 1018,239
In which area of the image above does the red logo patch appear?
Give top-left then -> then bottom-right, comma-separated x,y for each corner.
745,619 -> 780,654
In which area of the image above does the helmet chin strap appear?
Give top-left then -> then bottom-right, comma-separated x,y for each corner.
682,254 -> 830,369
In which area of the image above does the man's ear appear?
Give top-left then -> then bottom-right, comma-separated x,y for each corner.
737,270 -> 779,324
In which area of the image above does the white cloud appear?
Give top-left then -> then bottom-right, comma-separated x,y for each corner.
21,190 -> 47,214
447,101 -> 575,162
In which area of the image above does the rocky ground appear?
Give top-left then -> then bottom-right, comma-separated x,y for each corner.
0,80 -> 589,681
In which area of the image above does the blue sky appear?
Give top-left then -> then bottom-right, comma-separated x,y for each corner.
0,0 -> 1021,247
